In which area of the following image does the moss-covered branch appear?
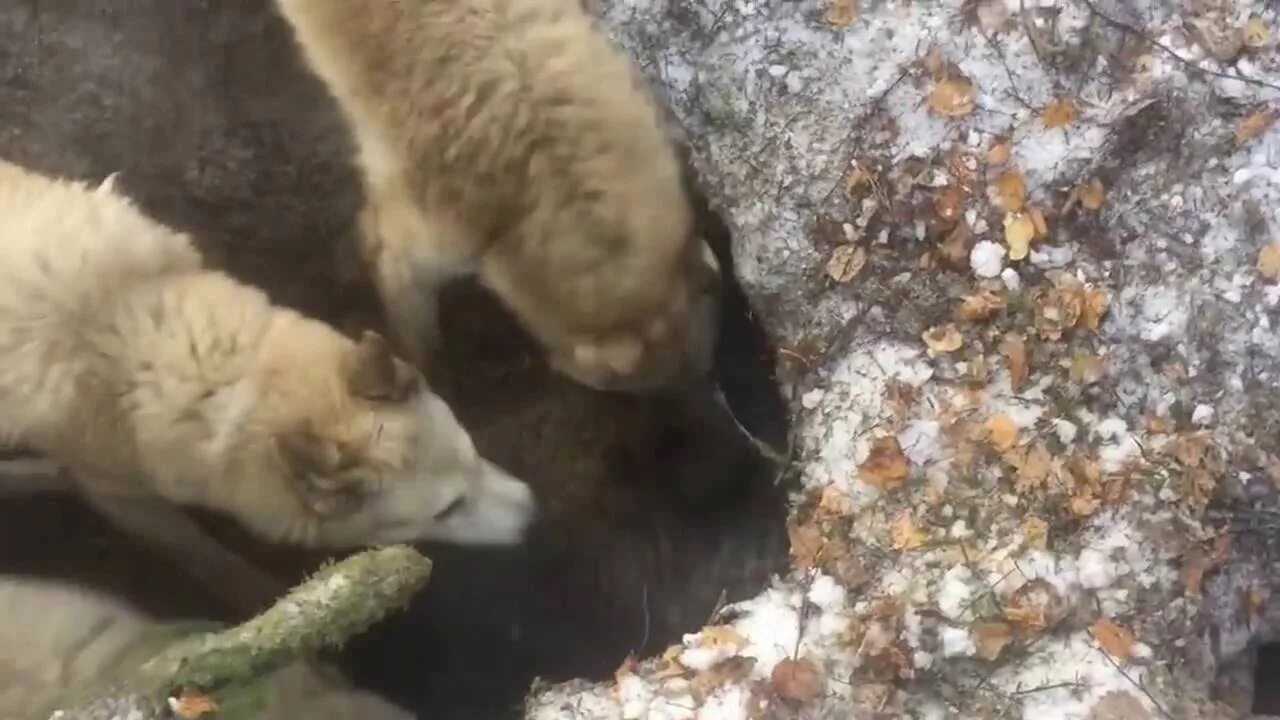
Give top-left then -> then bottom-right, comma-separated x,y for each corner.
47,545 -> 431,720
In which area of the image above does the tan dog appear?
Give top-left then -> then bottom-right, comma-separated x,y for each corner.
275,0 -> 722,393
0,159 -> 536,610
0,574 -> 417,720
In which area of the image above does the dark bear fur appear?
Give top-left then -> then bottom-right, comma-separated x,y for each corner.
0,1 -> 791,717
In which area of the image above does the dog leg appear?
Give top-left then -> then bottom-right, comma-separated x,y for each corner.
359,177 -> 474,370
77,483 -> 287,617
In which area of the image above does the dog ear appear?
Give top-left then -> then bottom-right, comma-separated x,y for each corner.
344,330 -> 419,402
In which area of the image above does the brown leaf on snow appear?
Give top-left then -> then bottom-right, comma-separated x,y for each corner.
992,170 -> 1027,212
1004,212 -> 1036,261
1079,178 -> 1106,211
1248,587 -> 1268,621
1022,515 -> 1049,550
1071,352 -> 1106,385
1089,619 -> 1136,662
169,692 -> 219,720
701,625 -> 748,651
860,436 -> 911,491
934,185 -> 966,223
845,163 -> 876,196
770,658 -> 824,702
817,485 -> 855,517
987,139 -> 1012,166
1029,206 -> 1049,237
1079,287 -> 1111,331
788,521 -> 825,570
1041,98 -> 1078,129
1181,548 -> 1211,598
1258,243 -> 1280,281
955,289 -> 1006,322
1010,442 -> 1053,493
1000,333 -> 1029,391
1033,282 -> 1084,341
890,511 -> 929,550
985,414 -> 1019,451
971,621 -> 1015,661
823,0 -> 859,27
1237,107 -> 1277,145
929,76 -> 976,118
654,644 -> 688,680
826,244 -> 868,282
938,220 -> 974,268
1005,580 -> 1058,635
691,656 -> 758,701
923,323 -> 964,354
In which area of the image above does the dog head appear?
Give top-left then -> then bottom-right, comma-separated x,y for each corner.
483,192 -> 722,395
247,325 -> 537,548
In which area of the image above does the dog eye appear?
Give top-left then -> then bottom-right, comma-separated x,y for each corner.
433,495 -> 467,520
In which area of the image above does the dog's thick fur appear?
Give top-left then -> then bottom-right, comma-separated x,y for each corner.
275,0 -> 722,392
0,159 -> 536,610
0,574 -> 416,720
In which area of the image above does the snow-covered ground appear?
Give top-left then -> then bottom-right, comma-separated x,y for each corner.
529,1 -> 1280,718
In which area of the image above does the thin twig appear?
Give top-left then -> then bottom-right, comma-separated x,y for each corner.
1079,0 -> 1280,94
1093,645 -> 1174,719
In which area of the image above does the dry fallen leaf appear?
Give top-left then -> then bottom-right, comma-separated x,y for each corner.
845,163 -> 876,195
826,244 -> 868,282
1000,333 -> 1029,391
1079,178 -> 1106,211
824,0 -> 859,27
691,656 -> 758,701
1181,548 -> 1210,598
1071,352 -> 1106,385
971,621 -> 1014,661
1041,98 -> 1078,129
1004,212 -> 1036,260
701,625 -> 748,651
788,521 -> 825,570
922,323 -> 964,354
1029,207 -> 1049,237
929,76 -> 976,118
168,692 -> 219,720
1244,17 -> 1272,48
993,170 -> 1027,212
1089,619 -> 1136,662
1022,516 -> 1049,550
1033,279 -> 1085,341
860,435 -> 911,491
985,414 -> 1019,451
987,139 -> 1012,166
938,220 -> 974,268
770,658 -> 824,702
934,185 -> 966,222
1012,442 -> 1054,494
817,485 -> 856,517
955,289 -> 1006,322
890,511 -> 929,550
1079,287 -> 1111,331
1005,579 -> 1060,635
1258,243 -> 1280,281
653,644 -> 688,680
1237,107 -> 1277,144
1248,587 -> 1267,620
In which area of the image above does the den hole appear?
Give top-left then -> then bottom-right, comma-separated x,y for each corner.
0,2 -> 795,718
1255,643 -> 1280,714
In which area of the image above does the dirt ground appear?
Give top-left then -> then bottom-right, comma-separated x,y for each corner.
0,1 -> 792,718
